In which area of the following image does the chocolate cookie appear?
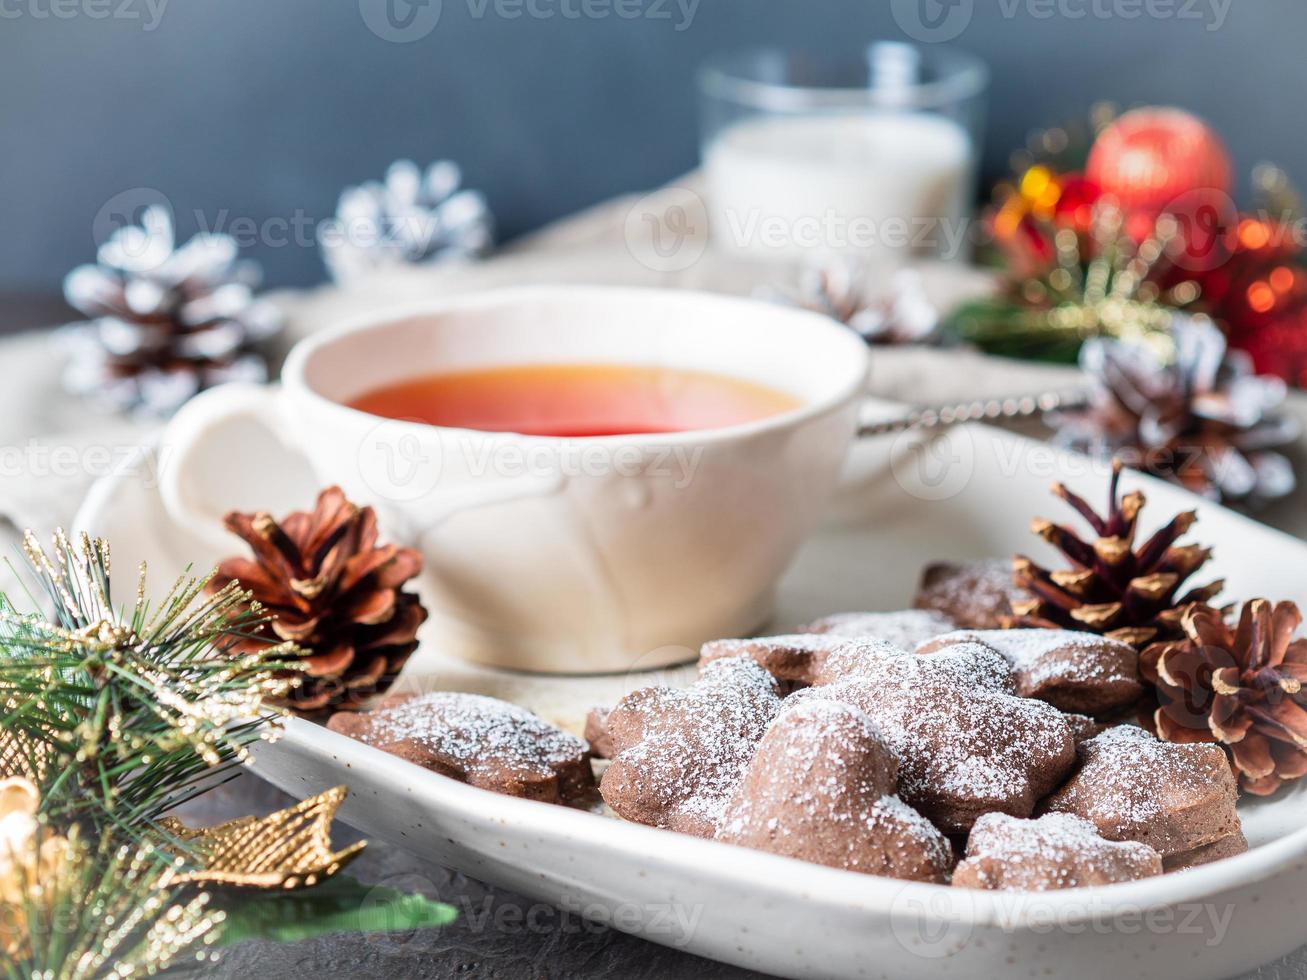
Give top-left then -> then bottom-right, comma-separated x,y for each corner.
1041,726 -> 1244,864
800,609 -> 958,649
699,634 -> 854,690
915,559 -> 1025,629
794,642 -> 1078,832
584,706 -> 614,759
716,700 -> 953,882
953,812 -> 1162,891
918,629 -> 1143,715
1164,830 -> 1250,872
327,692 -> 595,804
1062,712 -> 1109,745
599,656 -> 783,837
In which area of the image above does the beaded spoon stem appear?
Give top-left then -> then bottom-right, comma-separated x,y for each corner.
858,389 -> 1091,438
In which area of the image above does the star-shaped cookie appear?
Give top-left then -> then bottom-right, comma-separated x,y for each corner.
599,656 -> 783,837
327,692 -> 595,804
953,812 -> 1162,891
717,699 -> 953,882
918,629 -> 1143,715
793,641 -> 1079,832
1041,725 -> 1246,867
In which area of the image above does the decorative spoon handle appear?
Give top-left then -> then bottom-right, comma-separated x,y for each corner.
857,389 -> 1090,439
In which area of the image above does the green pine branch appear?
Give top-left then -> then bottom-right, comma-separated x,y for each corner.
0,531 -> 304,842
0,531 -> 457,976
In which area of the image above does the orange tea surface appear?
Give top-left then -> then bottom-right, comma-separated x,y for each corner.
348,363 -> 802,437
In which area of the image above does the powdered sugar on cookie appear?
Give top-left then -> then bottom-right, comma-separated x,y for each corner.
600,656 -> 783,838
363,693 -> 585,765
919,629 -> 1142,715
717,700 -> 953,882
795,642 -> 1076,832
327,691 -> 594,803
800,609 -> 958,649
1042,725 -> 1244,862
915,559 -> 1024,629
954,812 -> 1162,891
699,633 -> 906,688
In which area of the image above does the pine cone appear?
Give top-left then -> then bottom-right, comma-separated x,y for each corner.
62,204 -> 280,417
1141,601 -> 1307,795
210,487 -> 427,714
761,261 -> 941,346
1010,460 -> 1223,648
1052,315 -> 1299,505
318,159 -> 494,284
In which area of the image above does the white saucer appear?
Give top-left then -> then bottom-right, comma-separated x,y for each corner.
75,423 -> 1307,980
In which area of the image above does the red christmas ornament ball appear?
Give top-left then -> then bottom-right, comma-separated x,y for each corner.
1087,107 -> 1234,217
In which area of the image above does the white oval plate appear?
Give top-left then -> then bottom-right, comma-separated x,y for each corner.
74,423 -> 1307,980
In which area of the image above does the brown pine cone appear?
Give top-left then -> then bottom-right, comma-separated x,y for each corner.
1141,600 -> 1307,796
1009,459 -> 1223,648
210,486 -> 427,714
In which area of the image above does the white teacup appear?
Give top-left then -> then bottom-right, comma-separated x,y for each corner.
159,286 -> 870,673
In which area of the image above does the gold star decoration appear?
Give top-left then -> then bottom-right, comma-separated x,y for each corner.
160,785 -> 367,890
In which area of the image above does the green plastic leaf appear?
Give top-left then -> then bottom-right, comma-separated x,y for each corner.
213,876 -> 457,947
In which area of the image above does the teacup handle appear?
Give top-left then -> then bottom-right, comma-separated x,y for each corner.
159,383 -> 293,554
159,382 -> 571,555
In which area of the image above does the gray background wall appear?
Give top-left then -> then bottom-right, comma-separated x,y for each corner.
0,0 -> 1298,291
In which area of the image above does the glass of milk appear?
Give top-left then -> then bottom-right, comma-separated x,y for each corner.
700,43 -> 988,266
